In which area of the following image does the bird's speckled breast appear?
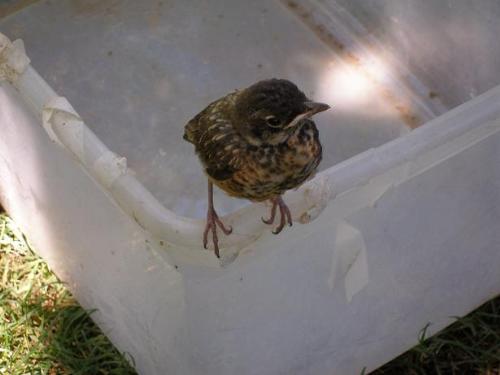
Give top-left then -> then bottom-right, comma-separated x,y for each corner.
215,120 -> 322,201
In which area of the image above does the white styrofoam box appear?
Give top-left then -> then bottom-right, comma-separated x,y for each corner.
1,1 -> 500,374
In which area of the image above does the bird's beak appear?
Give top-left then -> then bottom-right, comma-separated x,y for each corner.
285,101 -> 331,129
304,101 -> 331,115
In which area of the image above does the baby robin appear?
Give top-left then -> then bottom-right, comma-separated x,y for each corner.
183,79 -> 330,257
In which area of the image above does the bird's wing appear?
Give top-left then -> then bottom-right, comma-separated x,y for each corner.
183,109 -> 206,145
198,123 -> 243,182
184,103 -> 242,181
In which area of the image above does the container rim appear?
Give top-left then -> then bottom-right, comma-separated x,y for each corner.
4,32 -> 500,263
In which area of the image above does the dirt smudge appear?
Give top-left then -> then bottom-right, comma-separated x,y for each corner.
283,0 -> 422,128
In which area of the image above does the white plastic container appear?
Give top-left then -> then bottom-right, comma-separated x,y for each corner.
1,1 -> 500,374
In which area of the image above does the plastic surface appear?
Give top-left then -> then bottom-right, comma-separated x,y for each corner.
326,0 -> 500,109
1,1 -> 500,375
1,0 -> 410,217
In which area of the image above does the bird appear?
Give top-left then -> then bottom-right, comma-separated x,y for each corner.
183,78 -> 330,257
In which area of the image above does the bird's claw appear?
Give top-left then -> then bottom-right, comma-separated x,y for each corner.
263,197 -> 293,235
203,208 -> 232,258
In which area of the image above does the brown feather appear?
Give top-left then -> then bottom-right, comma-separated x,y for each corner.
183,79 -> 324,201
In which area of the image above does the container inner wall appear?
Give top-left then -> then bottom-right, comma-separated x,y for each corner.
330,0 -> 500,109
0,0 -> 476,218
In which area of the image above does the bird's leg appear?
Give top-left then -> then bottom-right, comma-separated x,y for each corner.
203,181 -> 232,258
262,196 -> 293,234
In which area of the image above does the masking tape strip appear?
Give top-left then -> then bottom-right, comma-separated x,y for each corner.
42,96 -> 84,155
298,174 -> 334,224
43,96 -> 127,189
328,220 -> 369,302
0,34 -> 31,83
298,156 -> 412,226
93,151 -> 128,189
361,159 -> 412,209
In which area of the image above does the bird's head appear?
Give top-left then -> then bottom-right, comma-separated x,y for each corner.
233,79 -> 330,146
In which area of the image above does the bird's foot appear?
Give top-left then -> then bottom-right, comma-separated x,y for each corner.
203,207 -> 232,258
262,196 -> 293,234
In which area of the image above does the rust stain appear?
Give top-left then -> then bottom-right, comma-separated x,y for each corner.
284,0 -> 346,54
70,0 -> 120,17
429,91 -> 439,99
148,1 -> 164,31
0,0 -> 40,19
283,0 -> 422,129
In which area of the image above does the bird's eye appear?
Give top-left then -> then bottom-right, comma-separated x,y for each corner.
265,116 -> 281,128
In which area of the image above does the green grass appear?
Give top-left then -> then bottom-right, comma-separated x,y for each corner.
1,210 -> 500,375
371,297 -> 500,375
0,211 -> 137,375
